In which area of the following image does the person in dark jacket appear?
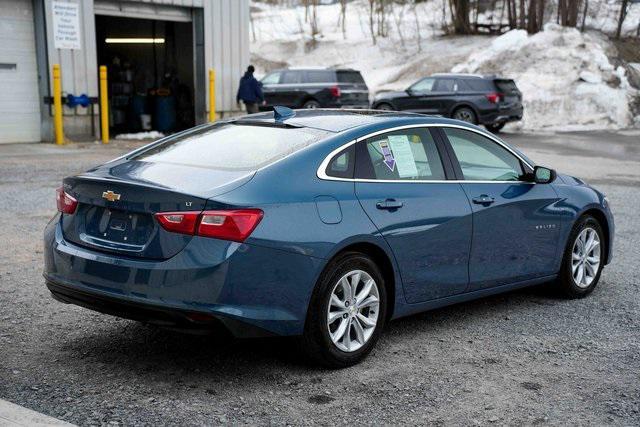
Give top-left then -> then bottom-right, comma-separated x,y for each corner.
236,65 -> 264,114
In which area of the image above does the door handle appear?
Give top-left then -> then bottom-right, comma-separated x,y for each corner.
472,195 -> 495,206
376,199 -> 404,210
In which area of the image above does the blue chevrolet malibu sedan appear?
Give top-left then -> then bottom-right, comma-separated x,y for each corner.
44,109 -> 614,367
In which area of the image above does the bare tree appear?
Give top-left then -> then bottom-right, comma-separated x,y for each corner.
616,0 -> 630,39
368,0 -> 378,44
338,0 -> 348,39
449,0 -> 472,34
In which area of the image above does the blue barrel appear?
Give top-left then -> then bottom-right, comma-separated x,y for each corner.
154,96 -> 176,132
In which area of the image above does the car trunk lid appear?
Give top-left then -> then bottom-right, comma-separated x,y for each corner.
60,162 -> 254,260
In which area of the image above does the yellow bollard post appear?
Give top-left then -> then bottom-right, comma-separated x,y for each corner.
52,64 -> 64,145
99,66 -> 109,144
209,69 -> 216,122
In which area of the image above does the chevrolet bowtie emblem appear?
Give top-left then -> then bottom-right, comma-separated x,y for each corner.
102,190 -> 121,202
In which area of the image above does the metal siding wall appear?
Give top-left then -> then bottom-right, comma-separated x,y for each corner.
44,0 -> 98,136
0,0 -> 41,143
204,0 -> 249,114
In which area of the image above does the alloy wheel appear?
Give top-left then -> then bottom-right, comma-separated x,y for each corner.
571,227 -> 601,288
327,270 -> 380,352
453,108 -> 475,123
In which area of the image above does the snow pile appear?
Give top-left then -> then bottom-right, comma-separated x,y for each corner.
115,131 -> 165,140
452,24 -> 636,130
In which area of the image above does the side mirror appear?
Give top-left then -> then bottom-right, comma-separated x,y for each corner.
405,88 -> 414,96
533,166 -> 556,184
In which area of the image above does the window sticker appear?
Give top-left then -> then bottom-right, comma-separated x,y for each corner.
378,140 -> 396,172
388,135 -> 419,178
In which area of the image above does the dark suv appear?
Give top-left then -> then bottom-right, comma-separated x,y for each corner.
371,74 -> 523,132
260,68 -> 369,110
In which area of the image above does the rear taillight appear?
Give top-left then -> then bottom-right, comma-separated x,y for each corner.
56,187 -> 78,214
155,212 -> 200,235
155,209 -> 263,243
486,92 -> 503,104
329,86 -> 341,98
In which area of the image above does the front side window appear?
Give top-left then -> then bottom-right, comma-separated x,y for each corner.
280,71 -> 301,84
356,128 -> 445,181
409,78 -> 435,93
434,79 -> 456,92
444,128 -> 523,181
261,72 -> 281,85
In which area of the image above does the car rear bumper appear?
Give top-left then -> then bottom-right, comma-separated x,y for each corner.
480,106 -> 523,125
43,216 -> 323,337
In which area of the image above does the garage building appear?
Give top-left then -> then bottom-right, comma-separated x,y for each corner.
0,0 -> 250,143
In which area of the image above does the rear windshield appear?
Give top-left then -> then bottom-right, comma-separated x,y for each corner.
494,79 -> 518,93
133,124 -> 329,171
336,70 -> 365,84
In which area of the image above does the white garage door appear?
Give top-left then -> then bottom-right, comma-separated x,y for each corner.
0,0 -> 40,143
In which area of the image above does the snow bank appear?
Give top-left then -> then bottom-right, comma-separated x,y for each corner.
115,131 -> 165,140
452,24 -> 636,130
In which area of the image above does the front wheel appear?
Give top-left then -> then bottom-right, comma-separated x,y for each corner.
301,252 -> 387,368
556,216 -> 605,298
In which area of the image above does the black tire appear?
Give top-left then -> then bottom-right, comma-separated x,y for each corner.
303,99 -> 321,109
485,122 -> 506,133
375,103 -> 394,111
556,215 -> 606,298
452,106 -> 477,124
301,251 -> 387,368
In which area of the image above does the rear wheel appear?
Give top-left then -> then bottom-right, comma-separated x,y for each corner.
301,252 -> 387,368
303,99 -> 321,109
485,122 -> 506,133
556,215 -> 605,298
452,107 -> 477,124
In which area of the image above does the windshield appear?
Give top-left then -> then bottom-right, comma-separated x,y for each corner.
133,123 -> 329,171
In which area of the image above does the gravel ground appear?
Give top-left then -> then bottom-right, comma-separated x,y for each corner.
0,131 -> 638,426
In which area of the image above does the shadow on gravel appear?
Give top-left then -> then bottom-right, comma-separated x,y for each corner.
55,282 -> 566,383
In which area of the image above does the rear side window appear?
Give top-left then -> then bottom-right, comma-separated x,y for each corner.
135,124 -> 328,171
444,128 -> 523,181
325,145 -> 355,179
336,71 -> 365,84
305,70 -> 335,83
458,79 -> 493,91
494,79 -> 518,93
356,128 -> 445,181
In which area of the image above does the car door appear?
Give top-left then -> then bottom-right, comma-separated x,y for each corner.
399,78 -> 436,112
439,126 -> 561,290
431,78 -> 458,115
278,70 -> 304,107
261,71 -> 283,107
354,126 -> 472,303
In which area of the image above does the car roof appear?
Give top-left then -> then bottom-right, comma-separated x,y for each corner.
270,67 -> 362,73
232,109 -> 480,133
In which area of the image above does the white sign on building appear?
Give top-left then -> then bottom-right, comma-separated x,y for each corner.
52,1 -> 81,50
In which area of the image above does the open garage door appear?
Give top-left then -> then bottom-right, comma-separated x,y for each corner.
95,1 -> 204,136
0,0 -> 41,143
